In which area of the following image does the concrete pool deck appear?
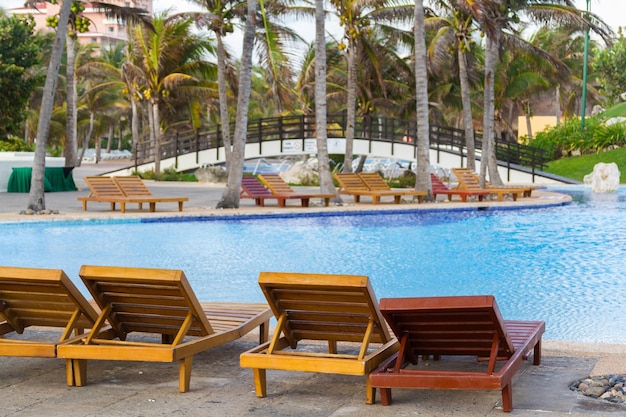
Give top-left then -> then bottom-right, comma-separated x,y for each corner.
0,161 -> 624,416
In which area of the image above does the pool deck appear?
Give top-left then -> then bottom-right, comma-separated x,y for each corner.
0,161 -> 624,416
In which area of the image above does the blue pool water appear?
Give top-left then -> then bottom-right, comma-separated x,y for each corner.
1,186 -> 625,344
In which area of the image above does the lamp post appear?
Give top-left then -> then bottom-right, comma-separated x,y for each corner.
581,0 -> 591,129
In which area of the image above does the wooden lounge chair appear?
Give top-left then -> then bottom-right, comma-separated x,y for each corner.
56,265 -> 272,392
240,176 -> 312,207
78,176 -> 187,213
368,295 -> 545,412
334,173 -> 422,204
257,174 -> 335,207
451,169 -> 525,201
430,173 -> 490,202
358,172 -> 427,203
453,168 -> 538,198
113,176 -> 188,212
240,272 -> 399,404
0,266 -> 99,358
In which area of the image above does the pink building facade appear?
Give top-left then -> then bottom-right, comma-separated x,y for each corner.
10,1 -> 153,48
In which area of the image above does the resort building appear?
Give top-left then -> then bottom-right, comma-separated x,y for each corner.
9,0 -> 153,48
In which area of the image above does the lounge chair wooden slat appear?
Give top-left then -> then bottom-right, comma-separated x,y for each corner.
56,265 -> 272,392
368,295 -> 545,412
258,174 -> 335,206
240,271 -> 399,404
0,266 -> 100,359
240,176 -> 312,207
451,169 -> 526,201
334,173 -> 425,204
78,176 -> 188,213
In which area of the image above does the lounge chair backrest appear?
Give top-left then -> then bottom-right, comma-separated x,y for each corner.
257,174 -> 294,194
83,176 -> 126,198
452,168 -> 484,190
333,173 -> 369,192
379,295 -> 515,359
258,272 -> 392,345
241,176 -> 273,197
358,173 -> 391,191
79,265 -> 214,339
0,266 -> 98,335
430,173 -> 451,192
114,176 -> 153,197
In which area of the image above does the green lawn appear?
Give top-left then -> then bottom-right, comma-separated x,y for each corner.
543,147 -> 626,183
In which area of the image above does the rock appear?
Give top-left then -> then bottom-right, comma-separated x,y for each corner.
195,166 -> 227,183
583,386 -> 606,397
583,162 -> 620,192
281,161 -> 319,185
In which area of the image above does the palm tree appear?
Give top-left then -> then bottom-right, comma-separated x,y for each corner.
186,0 -> 243,166
460,0 -> 613,186
329,0 -> 413,173
26,0 -> 72,212
128,12 -> 213,175
428,0 -> 480,171
216,0 -> 257,208
314,0 -> 338,200
414,0 -> 431,196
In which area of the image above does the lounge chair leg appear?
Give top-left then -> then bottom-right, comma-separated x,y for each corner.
366,378 -> 376,405
533,339 -> 542,365
253,368 -> 267,397
179,356 -> 193,393
501,383 -> 512,412
379,387 -> 392,405
178,202 -> 184,211
68,359 -> 87,387
259,321 -> 269,344
149,202 -> 156,212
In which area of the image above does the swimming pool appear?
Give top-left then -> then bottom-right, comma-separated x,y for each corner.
1,186 -> 624,345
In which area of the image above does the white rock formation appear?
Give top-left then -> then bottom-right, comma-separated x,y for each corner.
583,162 -> 621,192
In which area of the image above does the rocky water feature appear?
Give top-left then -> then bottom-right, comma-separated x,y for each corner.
570,375 -> 626,404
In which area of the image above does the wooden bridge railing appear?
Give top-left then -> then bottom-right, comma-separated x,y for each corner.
133,114 -> 549,176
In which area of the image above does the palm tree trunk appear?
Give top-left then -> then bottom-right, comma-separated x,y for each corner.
458,47 -> 475,172
27,0 -> 72,211
482,32 -> 503,186
217,0 -> 257,209
152,100 -> 161,175
314,0 -> 338,199
216,34 -> 232,166
64,34 -> 78,168
342,41 -> 356,173
414,0 -> 431,197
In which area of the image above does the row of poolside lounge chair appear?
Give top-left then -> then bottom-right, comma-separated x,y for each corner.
77,170 -> 539,213
0,266 -> 545,412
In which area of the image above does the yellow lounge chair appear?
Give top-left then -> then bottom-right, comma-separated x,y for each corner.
358,172 -> 426,203
113,176 -> 188,212
257,174 -> 336,207
0,266 -> 99,358
57,265 -> 272,392
240,272 -> 399,404
451,168 -> 525,201
334,173 -> 422,204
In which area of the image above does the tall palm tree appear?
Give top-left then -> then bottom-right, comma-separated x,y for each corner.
128,12 -> 213,175
329,0 -> 413,173
217,0 -> 257,208
461,0 -> 612,186
186,0 -> 243,166
26,0 -> 72,211
428,0 -> 480,171
414,0 -> 431,196
314,0 -> 337,200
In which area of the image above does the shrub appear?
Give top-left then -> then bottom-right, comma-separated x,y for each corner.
133,167 -> 197,182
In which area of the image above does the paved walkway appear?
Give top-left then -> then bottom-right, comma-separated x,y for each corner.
0,160 -> 624,416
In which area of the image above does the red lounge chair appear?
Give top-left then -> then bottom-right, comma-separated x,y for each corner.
369,295 -> 545,412
430,173 -> 489,202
